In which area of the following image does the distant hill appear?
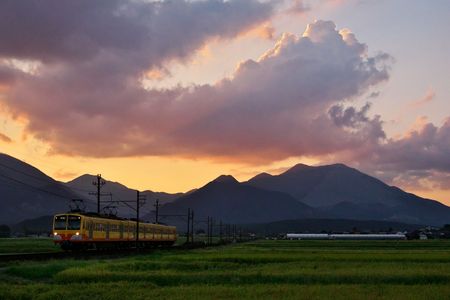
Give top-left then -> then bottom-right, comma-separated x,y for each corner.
159,175 -> 314,225
0,153 -> 83,224
246,164 -> 450,226
65,174 -> 182,219
242,218 -> 423,236
11,215 -> 53,235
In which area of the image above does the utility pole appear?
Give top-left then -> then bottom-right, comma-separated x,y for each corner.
191,210 -> 194,243
209,217 -> 212,245
238,227 -> 241,242
211,217 -> 216,245
104,190 -> 146,249
210,218 -> 214,245
154,199 -> 160,224
136,190 -> 140,249
134,190 -> 146,250
186,208 -> 191,243
92,174 -> 106,214
207,216 -> 211,245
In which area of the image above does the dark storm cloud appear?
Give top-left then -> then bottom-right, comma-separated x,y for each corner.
0,0 -> 274,65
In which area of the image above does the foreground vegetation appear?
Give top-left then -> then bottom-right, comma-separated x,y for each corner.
0,237 -> 59,254
0,239 -> 450,299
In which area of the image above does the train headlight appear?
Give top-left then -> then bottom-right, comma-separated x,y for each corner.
76,232 -> 79,235
54,232 -> 57,236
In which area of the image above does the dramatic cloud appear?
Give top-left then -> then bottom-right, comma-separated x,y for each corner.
0,19 -> 391,162
0,64 -> 20,87
1,1 -> 449,192
0,0 -> 273,65
0,132 -> 12,143
371,118 -> 450,172
285,0 -> 309,15
338,117 -> 450,191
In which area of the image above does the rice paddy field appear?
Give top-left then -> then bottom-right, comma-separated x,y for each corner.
0,238 -> 59,254
1,239 -> 450,299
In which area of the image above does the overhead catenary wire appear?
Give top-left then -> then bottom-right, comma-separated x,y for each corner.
0,161 -> 161,218
0,172 -> 90,202
0,161 -> 92,194
0,166 -> 97,210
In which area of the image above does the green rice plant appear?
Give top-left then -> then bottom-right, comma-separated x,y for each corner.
1,239 -> 450,299
0,238 -> 59,254
5,260 -> 90,280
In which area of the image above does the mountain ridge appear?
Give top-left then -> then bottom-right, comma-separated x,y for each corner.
1,153 -> 449,226
246,163 -> 450,225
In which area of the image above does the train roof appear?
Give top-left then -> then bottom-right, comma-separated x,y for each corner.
55,211 -> 175,227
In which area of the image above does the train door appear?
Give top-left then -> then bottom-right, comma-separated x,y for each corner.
120,223 -> 124,239
88,221 -> 93,240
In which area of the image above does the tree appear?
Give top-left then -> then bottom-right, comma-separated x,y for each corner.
0,225 -> 11,238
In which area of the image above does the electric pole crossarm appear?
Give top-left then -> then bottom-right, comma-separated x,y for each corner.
91,174 -> 106,214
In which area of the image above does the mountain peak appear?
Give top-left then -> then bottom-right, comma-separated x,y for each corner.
329,163 -> 349,169
212,175 -> 239,184
249,172 -> 273,181
283,163 -> 312,174
66,174 -> 98,185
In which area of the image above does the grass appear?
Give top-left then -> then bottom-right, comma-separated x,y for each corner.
0,238 -> 60,254
0,239 -> 450,299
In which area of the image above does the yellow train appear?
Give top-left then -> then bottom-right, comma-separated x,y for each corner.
53,213 -> 177,250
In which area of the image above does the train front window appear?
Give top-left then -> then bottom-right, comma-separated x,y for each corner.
68,215 -> 81,230
54,216 -> 67,230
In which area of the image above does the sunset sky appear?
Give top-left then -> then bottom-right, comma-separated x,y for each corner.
0,0 -> 449,205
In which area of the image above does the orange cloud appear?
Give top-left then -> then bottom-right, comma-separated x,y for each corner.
410,87 -> 435,108
53,169 -> 79,180
239,22 -> 277,40
0,132 -> 12,143
144,69 -> 167,81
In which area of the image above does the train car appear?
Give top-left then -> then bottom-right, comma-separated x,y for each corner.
286,233 -> 329,240
286,233 -> 406,240
53,213 -> 177,250
329,233 -> 406,240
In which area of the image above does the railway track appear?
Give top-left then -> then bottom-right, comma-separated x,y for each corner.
0,248 -> 170,262
0,241 -> 232,262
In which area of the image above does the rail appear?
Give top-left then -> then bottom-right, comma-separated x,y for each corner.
0,239 -> 251,262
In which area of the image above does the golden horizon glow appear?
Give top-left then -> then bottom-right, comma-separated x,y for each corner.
1,129 -> 449,207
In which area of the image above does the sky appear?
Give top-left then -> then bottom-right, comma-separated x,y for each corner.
0,0 -> 449,205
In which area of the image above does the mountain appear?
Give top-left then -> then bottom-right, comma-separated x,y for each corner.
11,215 -> 53,235
159,175 -> 314,226
65,174 -> 183,219
0,153 -> 82,224
2,152 -> 449,228
246,163 -> 450,226
0,153 -> 182,224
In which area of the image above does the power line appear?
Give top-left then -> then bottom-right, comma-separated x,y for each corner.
0,161 -> 92,194
0,172 -> 89,202
0,163 -> 151,217
0,159 -> 161,196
